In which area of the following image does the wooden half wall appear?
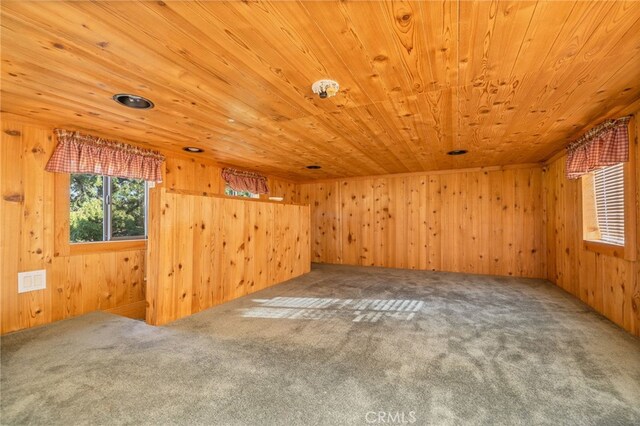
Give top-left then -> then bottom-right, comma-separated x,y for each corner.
297,165 -> 546,278
146,188 -> 310,325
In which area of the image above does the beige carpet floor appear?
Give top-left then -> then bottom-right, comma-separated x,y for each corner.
2,264 -> 639,425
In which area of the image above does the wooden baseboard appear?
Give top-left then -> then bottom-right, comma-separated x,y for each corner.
104,300 -> 146,320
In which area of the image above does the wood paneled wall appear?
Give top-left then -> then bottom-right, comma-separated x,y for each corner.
146,188 -> 310,325
0,118 -> 302,334
3,116 -> 637,337
544,114 -> 640,336
297,165 -> 545,278
164,155 -> 224,195
1,120 -> 146,334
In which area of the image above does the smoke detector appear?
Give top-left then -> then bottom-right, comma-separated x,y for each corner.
312,79 -> 339,99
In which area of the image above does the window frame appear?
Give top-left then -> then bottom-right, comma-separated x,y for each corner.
54,174 -> 147,256
580,116 -> 637,261
224,185 -> 260,199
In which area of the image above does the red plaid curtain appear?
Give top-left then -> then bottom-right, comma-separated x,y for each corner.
45,129 -> 165,182
221,167 -> 269,194
565,116 -> 630,179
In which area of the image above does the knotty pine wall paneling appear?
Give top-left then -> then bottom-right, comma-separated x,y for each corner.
146,189 -> 310,326
267,177 -> 299,204
544,113 -> 640,336
0,119 -> 300,334
164,155 -> 225,195
297,181 -> 342,264
297,165 -> 546,278
1,120 -> 145,334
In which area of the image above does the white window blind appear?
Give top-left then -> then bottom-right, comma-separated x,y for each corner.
593,163 -> 625,245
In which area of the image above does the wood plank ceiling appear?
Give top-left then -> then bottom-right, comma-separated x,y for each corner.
2,1 -> 640,181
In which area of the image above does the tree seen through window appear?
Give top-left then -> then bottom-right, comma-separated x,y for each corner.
70,174 -> 146,243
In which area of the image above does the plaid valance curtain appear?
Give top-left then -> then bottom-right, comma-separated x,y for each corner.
221,167 -> 269,194
565,116 -> 630,179
45,129 -> 165,182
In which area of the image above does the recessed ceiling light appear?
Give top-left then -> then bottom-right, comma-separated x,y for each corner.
447,149 -> 468,156
227,118 -> 235,123
183,146 -> 204,153
112,93 -> 154,109
306,165 -> 322,169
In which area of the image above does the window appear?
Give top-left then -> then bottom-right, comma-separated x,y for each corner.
592,164 -> 625,245
70,174 -> 147,243
224,185 -> 259,199
581,148 -> 636,260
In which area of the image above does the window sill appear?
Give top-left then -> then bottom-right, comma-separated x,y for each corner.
69,240 -> 146,256
583,240 -> 634,261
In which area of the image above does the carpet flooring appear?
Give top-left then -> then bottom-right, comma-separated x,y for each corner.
2,264 -> 639,425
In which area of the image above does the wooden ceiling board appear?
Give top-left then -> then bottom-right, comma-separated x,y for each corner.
2,0 -> 640,181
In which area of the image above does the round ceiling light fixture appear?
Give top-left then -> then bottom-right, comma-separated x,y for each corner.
306,165 -> 322,170
183,146 -> 204,153
112,93 -> 154,109
447,149 -> 468,156
312,79 -> 339,99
